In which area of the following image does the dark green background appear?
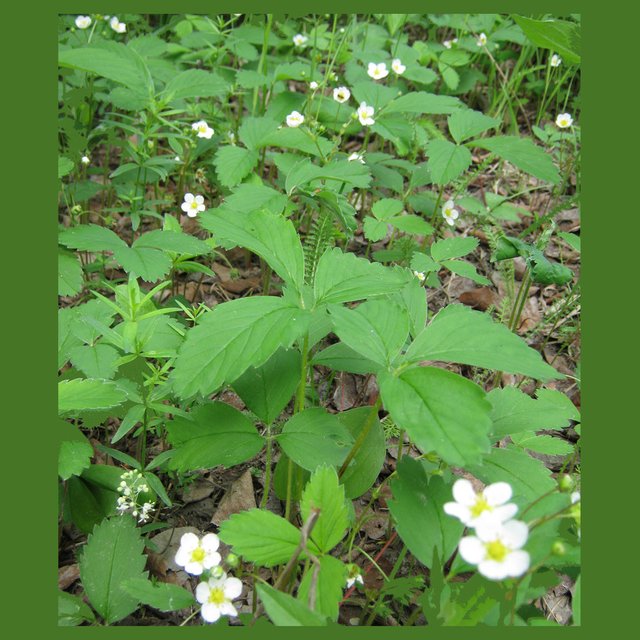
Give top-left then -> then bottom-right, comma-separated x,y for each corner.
2,0 -> 630,635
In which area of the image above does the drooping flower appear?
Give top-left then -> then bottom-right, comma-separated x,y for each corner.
357,102 -> 375,126
181,193 -> 206,218
444,479 -> 518,527
550,54 -> 562,68
555,113 -> 574,128
441,199 -> 460,226
75,16 -> 92,29
348,152 -> 365,164
192,120 -> 214,139
477,32 -> 487,46
110,16 -> 127,34
367,62 -> 389,80
175,532 -> 222,576
443,38 -> 458,49
345,564 -> 364,589
458,519 -> 530,580
286,111 -> 305,128
333,86 -> 351,103
196,572 -> 243,623
293,33 -> 308,47
392,58 -> 406,75
81,155 -> 90,165
310,81 -> 319,90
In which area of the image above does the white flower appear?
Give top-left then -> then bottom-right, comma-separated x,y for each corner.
348,152 -> 365,163
181,193 -> 206,218
444,479 -> 518,527
286,110 -> 305,128
441,199 -> 460,226
174,156 -> 181,163
413,270 -> 426,283
459,520 -> 530,580
110,17 -> 127,34
367,62 -> 389,80
443,38 -> 458,49
550,54 -> 562,68
357,102 -> 375,126
333,86 -> 351,103
196,572 -> 243,623
192,120 -> 214,139
81,155 -> 90,165
571,491 -> 580,504
175,532 -> 222,576
555,113 -> 574,128
138,502 -> 155,523
293,34 -> 308,47
477,33 -> 487,46
310,81 -> 319,90
391,59 -> 406,75
345,564 -> 364,588
75,16 -> 91,29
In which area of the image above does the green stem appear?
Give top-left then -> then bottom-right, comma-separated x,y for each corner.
260,427 -> 273,509
338,397 -> 381,478
252,14 -> 273,116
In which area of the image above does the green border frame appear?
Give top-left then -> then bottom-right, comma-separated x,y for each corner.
2,0 -> 631,636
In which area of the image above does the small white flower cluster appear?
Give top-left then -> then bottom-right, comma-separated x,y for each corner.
175,533 -> 243,623
116,470 -> 155,523
367,59 -> 406,80
445,479 -> 530,580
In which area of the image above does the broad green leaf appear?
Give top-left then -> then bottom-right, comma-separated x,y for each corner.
111,246 -> 172,282
69,344 -> 120,380
201,209 -> 304,290
329,299 -> 409,367
351,80 -> 399,110
513,16 -> 580,64
411,252 -> 439,273
170,296 -> 310,398
238,116 -> 280,150
372,198 -> 404,220
120,578 -> 195,612
385,92 -> 462,115
59,156 -> 74,178
471,136 -> 560,184
442,259 -> 491,285
313,247 -> 411,305
236,69 -> 269,89
448,110 -> 499,144
58,591 -> 96,626
58,378 -> 128,414
166,402 -> 264,472
363,217 -> 389,241
298,555 -> 347,621
232,348 -> 301,424
404,304 -> 562,381
510,432 -> 574,455
79,516 -> 148,624
389,214 -> 434,237
273,453 -> 310,502
59,250 -> 83,296
257,583 -> 328,626
426,139 -> 472,185
394,277 -> 428,339
285,159 -> 371,195
300,465 -> 349,553
262,127 -> 333,157
388,458 -> 464,567
223,184 -> 288,215
219,509 -> 301,567
58,439 -> 93,480
277,408 -> 354,471
59,224 -> 127,252
213,146 -> 259,187
161,69 -> 228,100
338,407 -> 386,499
311,342 -> 381,375
133,230 -> 211,256
557,231 -> 581,253
431,236 -> 479,262
379,367 -> 491,466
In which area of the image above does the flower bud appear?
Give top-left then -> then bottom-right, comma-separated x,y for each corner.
551,541 -> 566,556
557,474 -> 574,493
226,553 -> 240,568
211,566 -> 225,579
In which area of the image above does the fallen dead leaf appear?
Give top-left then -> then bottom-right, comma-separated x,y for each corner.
458,287 -> 500,311
211,469 -> 257,526
58,564 -> 80,590
332,373 -> 359,411
180,478 -> 216,504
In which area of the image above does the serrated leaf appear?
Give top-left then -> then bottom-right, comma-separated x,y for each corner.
372,198 -> 404,220
120,578 -> 195,612
513,16 -> 580,64
510,432 -> 574,455
385,92 -> 462,115
59,250 -> 83,296
58,378 -> 128,414
58,439 -> 93,480
238,116 -> 280,150
298,555 -> 346,621
431,237 -> 479,262
161,69 -> 228,101
79,516 -> 148,624
59,224 -> 127,252
285,159 -> 371,195
311,342 -> 381,375
213,146 -> 259,187
133,229 -> 211,256
426,139 -> 472,185
257,583 -> 328,626
389,214 -> 434,237
441,259 -> 491,285
363,217 -> 389,241
112,246 -> 172,282
448,110 -> 499,144
69,344 -> 120,380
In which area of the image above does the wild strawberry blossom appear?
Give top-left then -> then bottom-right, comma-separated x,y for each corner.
357,102 -> 375,126
192,120 -> 214,139
477,33 -> 487,46
348,152 -> 365,163
110,17 -> 127,34
550,54 -> 562,67
333,86 -> 351,103
181,193 -> 206,217
392,58 -> 406,75
75,16 -> 92,29
175,532 -> 222,576
293,33 -> 308,47
444,479 -> 518,527
442,199 -> 460,226
555,113 -> 574,128
196,571 -> 243,623
286,111 -> 305,128
367,62 -> 389,80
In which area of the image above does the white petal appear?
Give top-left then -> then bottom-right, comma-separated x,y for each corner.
452,479 -> 476,506
184,193 -> 194,203
443,199 -> 455,209
458,536 -> 486,564
195,582 -> 210,604
443,502 -> 471,524
179,532 -> 199,550
500,520 -> 529,549
490,503 -> 519,522
185,561 -> 204,575
219,602 -> 238,617
203,551 -> 222,569
194,195 -> 205,205
503,550 -> 530,577
187,210 -> 197,218
474,519 -> 502,543
174,547 -> 190,566
483,482 -> 512,506
201,603 -> 221,623
223,576 -> 243,600
197,204 -> 206,212
478,559 -> 509,580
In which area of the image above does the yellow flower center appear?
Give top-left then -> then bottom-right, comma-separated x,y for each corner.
199,126 -> 207,133
485,540 -> 508,562
469,496 -> 491,518
191,201 -> 199,209
191,547 -> 206,563
208,587 -> 226,605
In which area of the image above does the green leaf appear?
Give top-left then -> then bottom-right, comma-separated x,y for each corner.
471,136 -> 560,184
338,407 -> 386,499
426,139 -> 472,185
394,277 -> 428,339
372,198 -> 404,220
59,250 -> 83,296
441,260 -> 491,285
388,458 -> 464,567
379,367 -> 491,466
262,127 -> 333,157
572,574 -> 581,625
69,344 -> 120,380
232,348 -> 301,424
161,69 -> 228,101
431,237 -> 479,262
285,159 -> 371,195
313,247 -> 411,305
351,80 -> 399,110
557,231 -> 581,253
170,296 -> 310,398
79,516 -> 148,624
277,408 -> 354,471
58,378 -> 128,414
166,402 -> 264,472
513,16 -> 580,64
363,217 -> 389,241
111,246 -> 172,282
300,465 -> 349,553
510,432 -> 574,455
58,591 -> 96,626
213,146 -> 259,188
133,230 -> 211,256
59,156 -> 74,178
388,214 -> 434,237
201,209 -> 304,290
120,578 -> 195,612
404,304 -> 562,381
448,110 -> 499,144
219,509 -> 301,567
238,116 -> 280,150
298,555 -> 347,621
311,342 -> 381,375
329,299 -> 409,367
385,92 -> 462,115
59,224 -> 127,252
257,583 -> 328,626
58,439 -> 93,480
